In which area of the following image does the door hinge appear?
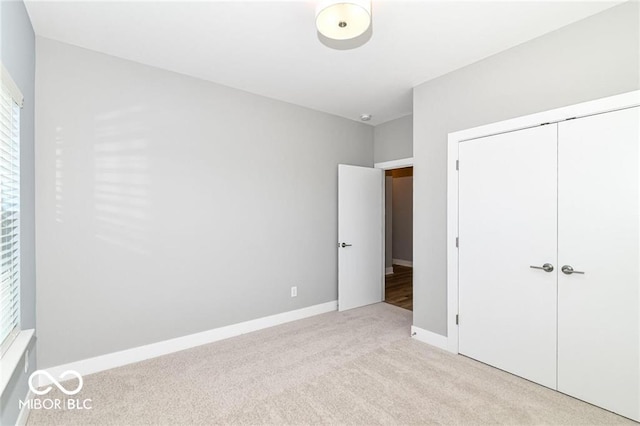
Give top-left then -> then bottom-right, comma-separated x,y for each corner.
456,160 -> 459,171
455,237 -> 459,248
456,314 -> 459,325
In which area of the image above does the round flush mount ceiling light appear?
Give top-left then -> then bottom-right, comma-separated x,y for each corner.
316,0 -> 372,40
360,114 -> 372,121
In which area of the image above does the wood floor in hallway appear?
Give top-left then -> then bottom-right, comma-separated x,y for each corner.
385,264 -> 412,311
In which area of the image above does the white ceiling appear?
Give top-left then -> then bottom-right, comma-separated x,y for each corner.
25,0 -> 622,125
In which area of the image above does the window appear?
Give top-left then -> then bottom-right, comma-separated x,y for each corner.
0,65 -> 23,356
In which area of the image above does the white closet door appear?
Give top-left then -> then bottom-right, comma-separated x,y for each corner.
458,125 -> 558,389
558,107 -> 640,421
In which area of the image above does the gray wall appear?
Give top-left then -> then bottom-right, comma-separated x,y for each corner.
392,176 -> 412,262
378,114 -> 413,270
1,344 -> 35,426
374,115 -> 412,163
0,1 -> 37,425
413,1 -> 640,336
35,38 -> 374,368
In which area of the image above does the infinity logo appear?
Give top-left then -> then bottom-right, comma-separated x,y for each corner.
28,370 -> 84,396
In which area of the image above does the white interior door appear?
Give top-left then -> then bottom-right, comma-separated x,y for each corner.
458,125 -> 558,389
338,164 -> 383,311
558,107 -> 640,421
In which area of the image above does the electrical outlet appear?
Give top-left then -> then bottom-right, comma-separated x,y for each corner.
291,286 -> 297,297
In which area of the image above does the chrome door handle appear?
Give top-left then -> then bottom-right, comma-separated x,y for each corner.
530,263 -> 554,272
340,242 -> 352,248
561,265 -> 584,275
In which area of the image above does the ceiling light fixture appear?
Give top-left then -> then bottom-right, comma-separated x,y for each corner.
316,0 -> 372,41
360,114 -> 372,122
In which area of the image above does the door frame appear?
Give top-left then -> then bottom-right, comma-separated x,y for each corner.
446,90 -> 639,355
374,157 -> 414,301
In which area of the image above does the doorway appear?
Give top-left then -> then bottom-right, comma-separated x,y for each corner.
384,166 -> 413,310
338,159 -> 412,313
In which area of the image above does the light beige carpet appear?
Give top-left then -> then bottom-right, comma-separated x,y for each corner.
28,303 -> 634,425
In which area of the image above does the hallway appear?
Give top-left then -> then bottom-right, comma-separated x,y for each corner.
385,265 -> 412,310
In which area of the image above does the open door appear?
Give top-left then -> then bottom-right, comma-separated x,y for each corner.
338,164 -> 383,311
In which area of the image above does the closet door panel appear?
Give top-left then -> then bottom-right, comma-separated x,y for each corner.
458,124 -> 558,389
558,107 -> 639,421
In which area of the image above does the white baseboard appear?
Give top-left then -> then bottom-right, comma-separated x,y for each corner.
39,301 -> 337,387
16,389 -> 33,426
411,325 -> 452,352
385,267 -> 394,275
393,258 -> 413,267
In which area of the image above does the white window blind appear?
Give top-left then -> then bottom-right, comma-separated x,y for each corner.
0,71 -> 21,354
